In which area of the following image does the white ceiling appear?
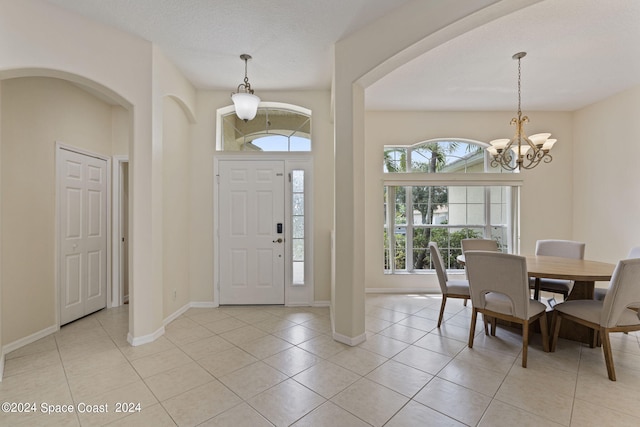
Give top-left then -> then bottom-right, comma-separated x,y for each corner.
44,0 -> 640,112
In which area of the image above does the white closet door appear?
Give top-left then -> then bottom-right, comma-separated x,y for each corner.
59,148 -> 107,324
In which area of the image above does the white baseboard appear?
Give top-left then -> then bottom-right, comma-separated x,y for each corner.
127,325 -> 165,347
163,303 -> 191,327
365,288 -> 440,294
312,300 -> 330,307
1,324 -> 60,382
332,330 -> 367,346
329,296 -> 365,348
190,301 -> 218,308
2,324 -> 59,356
163,301 -> 217,326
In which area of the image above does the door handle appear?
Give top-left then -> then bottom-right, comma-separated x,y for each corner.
272,238 -> 283,243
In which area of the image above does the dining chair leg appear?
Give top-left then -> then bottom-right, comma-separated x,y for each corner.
463,298 -> 468,307
539,313 -> 550,352
550,311 -> 562,352
521,320 -> 529,368
491,317 -> 497,336
468,308 -> 478,348
437,296 -> 447,328
483,314 -> 489,335
600,328 -> 616,381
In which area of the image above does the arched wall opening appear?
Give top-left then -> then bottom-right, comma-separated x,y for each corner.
0,68 -> 134,356
330,0 -> 544,344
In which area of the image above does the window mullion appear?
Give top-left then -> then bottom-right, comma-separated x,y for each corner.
484,186 -> 491,239
387,186 -> 396,273
406,186 -> 414,272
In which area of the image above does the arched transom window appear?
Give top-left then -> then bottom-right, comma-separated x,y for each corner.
219,104 -> 311,152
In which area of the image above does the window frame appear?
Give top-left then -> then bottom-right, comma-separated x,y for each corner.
216,102 -> 312,152
383,138 -> 522,274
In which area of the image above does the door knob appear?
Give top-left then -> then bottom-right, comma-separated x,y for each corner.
273,238 -> 283,243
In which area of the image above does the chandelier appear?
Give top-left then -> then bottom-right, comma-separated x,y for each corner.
231,54 -> 260,122
487,52 -> 557,171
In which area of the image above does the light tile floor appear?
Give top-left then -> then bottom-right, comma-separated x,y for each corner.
2,294 -> 640,426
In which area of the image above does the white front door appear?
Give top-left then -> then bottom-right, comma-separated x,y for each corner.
59,148 -> 108,324
218,160 -> 285,304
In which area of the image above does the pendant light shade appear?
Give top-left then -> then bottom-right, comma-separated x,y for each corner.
231,92 -> 261,121
231,54 -> 260,122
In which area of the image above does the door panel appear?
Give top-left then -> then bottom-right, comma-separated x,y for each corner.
64,254 -> 82,305
219,160 -> 285,304
59,148 -> 108,324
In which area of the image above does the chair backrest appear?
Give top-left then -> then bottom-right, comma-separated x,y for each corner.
627,246 -> 640,259
461,238 -> 499,253
429,242 -> 448,293
464,251 -> 530,319
535,239 -> 585,260
601,258 -> 640,327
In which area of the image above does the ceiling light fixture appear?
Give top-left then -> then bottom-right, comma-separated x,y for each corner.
231,54 -> 260,122
487,52 -> 557,170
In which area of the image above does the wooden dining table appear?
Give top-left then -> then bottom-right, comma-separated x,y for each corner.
526,255 -> 615,300
457,253 -> 616,343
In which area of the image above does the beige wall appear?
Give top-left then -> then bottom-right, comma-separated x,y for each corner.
189,90 -> 333,304
0,77 -> 122,344
111,106 -> 131,156
1,0 -> 159,345
573,85 -> 640,263
162,96 -> 191,316
364,110 -> 574,290
151,48 -> 197,329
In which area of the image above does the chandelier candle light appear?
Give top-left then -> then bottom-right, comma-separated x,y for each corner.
487,52 -> 557,170
231,54 -> 260,122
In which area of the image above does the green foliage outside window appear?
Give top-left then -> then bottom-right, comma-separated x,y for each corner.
384,226 -> 482,271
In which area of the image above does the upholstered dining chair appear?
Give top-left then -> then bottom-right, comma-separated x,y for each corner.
465,251 -> 549,368
460,238 -> 500,334
530,239 -> 586,300
461,238 -> 499,253
429,242 -> 470,328
594,246 -> 640,301
550,258 -> 640,381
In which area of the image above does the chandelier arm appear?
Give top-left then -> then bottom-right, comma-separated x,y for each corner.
490,148 -> 519,171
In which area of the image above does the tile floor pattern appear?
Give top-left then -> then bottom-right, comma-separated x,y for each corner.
2,294 -> 640,426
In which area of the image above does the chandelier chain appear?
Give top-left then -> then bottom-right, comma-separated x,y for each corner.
517,55 -> 522,117
244,59 -> 250,87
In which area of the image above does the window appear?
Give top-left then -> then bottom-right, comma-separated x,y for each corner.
219,105 -> 311,152
383,139 -> 521,274
292,170 -> 305,285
